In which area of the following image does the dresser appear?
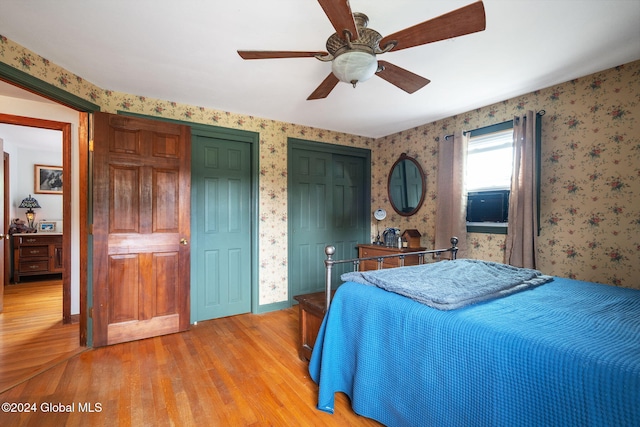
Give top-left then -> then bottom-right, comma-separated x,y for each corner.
12,233 -> 63,283
357,244 -> 426,271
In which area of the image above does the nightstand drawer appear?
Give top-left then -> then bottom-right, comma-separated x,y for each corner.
18,260 -> 49,273
19,245 -> 49,258
360,247 -> 408,269
357,244 -> 426,271
20,235 -> 60,245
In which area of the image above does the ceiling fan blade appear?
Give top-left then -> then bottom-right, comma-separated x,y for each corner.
307,73 -> 340,100
238,51 -> 328,60
317,0 -> 358,39
376,61 -> 430,94
380,1 -> 486,52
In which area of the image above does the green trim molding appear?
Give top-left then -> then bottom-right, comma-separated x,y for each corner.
0,62 -> 100,111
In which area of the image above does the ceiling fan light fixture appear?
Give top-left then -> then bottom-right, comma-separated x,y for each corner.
331,51 -> 378,87
238,3 -> 486,99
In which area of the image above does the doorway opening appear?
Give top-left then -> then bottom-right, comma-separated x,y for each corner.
0,82 -> 83,392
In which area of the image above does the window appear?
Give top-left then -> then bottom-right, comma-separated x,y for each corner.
465,123 -> 514,233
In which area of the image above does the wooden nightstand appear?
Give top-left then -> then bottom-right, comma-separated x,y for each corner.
12,233 -> 63,283
293,291 -> 334,361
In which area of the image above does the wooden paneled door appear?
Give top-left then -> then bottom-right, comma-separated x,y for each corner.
0,140 -> 4,311
92,112 -> 191,347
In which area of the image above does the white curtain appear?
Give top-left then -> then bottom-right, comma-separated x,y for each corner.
435,131 -> 468,258
505,111 -> 538,268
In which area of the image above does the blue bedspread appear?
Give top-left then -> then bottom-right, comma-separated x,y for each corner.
309,278 -> 640,427
341,259 -> 553,310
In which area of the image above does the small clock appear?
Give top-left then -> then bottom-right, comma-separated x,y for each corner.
374,208 -> 387,221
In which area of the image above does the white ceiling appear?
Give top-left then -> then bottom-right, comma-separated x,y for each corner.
0,0 -> 639,138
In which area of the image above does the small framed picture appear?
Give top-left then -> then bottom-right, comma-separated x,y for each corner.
35,164 -> 63,194
38,221 -> 56,233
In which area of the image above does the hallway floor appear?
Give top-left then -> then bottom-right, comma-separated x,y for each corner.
0,279 -> 82,393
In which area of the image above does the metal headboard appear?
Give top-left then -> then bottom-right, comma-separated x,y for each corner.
323,237 -> 459,310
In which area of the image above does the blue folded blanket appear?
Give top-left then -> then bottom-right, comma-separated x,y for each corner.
341,259 -> 553,310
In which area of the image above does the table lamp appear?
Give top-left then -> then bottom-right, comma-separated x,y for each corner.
19,194 -> 41,229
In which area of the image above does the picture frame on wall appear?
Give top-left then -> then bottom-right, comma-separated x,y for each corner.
34,164 -> 63,194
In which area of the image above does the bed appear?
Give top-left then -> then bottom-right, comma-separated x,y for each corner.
308,243 -> 640,427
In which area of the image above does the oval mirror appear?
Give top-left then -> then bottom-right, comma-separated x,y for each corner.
387,153 -> 426,216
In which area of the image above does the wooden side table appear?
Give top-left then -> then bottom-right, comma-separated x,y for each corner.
293,291 -> 333,361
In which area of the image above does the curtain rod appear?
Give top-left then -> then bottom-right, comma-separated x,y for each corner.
444,110 -> 546,140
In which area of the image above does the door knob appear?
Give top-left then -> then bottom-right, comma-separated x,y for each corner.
180,238 -> 188,245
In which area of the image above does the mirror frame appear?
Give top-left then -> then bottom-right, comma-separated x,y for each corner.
387,153 -> 426,217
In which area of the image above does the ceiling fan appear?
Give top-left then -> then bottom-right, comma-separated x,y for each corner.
238,0 -> 486,100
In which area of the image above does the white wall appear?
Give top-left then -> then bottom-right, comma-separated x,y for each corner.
0,94 -> 81,315
16,146 -> 64,222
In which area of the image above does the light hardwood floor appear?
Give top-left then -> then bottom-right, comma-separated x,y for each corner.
0,284 -> 382,426
0,279 -> 83,394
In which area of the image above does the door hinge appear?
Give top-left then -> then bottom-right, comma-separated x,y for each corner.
89,140 -> 94,152
89,224 -> 93,235
89,307 -> 93,318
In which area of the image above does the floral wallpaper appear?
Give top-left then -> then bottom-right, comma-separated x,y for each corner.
0,35 -> 376,305
1,35 -> 638,298
374,61 -> 640,289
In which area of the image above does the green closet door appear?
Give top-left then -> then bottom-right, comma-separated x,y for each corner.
288,141 -> 370,301
191,135 -> 252,321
